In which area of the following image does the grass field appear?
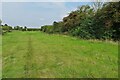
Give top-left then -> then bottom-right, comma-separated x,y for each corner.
2,31 -> 118,78
0,35 -> 2,79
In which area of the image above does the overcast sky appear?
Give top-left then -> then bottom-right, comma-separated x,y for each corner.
1,2 -> 92,28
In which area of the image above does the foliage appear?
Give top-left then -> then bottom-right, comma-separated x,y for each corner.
0,19 -> 2,25
27,28 -> 40,31
41,25 -> 54,33
41,2 -> 120,41
1,24 -> 12,35
14,26 -> 23,30
14,26 -> 40,31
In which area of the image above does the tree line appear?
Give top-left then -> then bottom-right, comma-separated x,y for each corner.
40,2 -> 120,41
0,23 -> 40,35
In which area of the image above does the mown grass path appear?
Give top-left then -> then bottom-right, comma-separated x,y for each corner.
24,35 -> 33,77
2,31 -> 118,78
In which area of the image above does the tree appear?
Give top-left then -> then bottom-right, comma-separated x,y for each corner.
24,26 -> 27,31
53,21 -> 63,33
91,2 -> 120,40
92,0 -> 104,12
4,24 -> 8,26
0,19 -> 2,34
0,19 -> 2,26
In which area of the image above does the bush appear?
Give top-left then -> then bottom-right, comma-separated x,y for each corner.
41,25 -> 54,34
27,28 -> 40,31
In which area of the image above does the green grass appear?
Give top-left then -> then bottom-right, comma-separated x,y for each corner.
0,35 -> 2,79
2,31 -> 118,78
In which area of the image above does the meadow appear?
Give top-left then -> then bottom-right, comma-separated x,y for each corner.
2,31 -> 118,78
0,35 -> 2,79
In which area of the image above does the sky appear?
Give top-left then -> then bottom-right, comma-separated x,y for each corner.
1,2 -> 93,28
